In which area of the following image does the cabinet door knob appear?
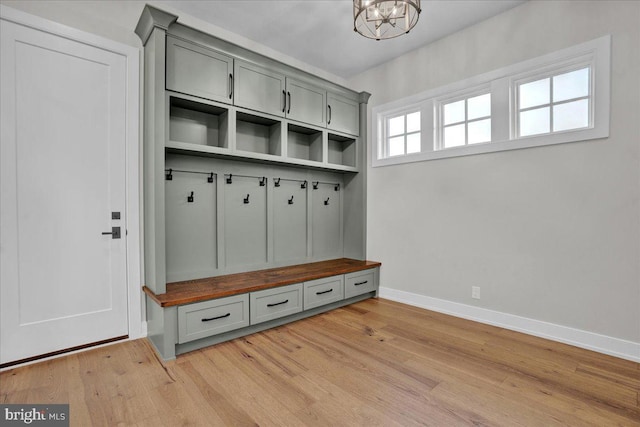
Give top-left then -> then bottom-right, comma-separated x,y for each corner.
287,91 -> 291,114
229,73 -> 233,99
328,105 -> 332,124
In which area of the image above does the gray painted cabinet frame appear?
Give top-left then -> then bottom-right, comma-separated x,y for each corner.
136,5 -> 372,360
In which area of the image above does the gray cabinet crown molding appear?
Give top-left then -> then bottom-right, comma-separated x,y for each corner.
135,5 -> 178,45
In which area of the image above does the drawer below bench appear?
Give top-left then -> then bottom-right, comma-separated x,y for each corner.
177,294 -> 249,344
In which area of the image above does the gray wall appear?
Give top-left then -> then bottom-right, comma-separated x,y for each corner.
348,0 -> 640,343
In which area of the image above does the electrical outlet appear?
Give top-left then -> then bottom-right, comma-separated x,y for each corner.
472,286 -> 481,299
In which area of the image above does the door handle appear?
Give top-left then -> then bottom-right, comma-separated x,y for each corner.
328,105 -> 332,124
101,226 -> 121,239
287,91 -> 291,114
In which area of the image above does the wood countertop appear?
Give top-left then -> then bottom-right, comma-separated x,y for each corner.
143,258 -> 381,307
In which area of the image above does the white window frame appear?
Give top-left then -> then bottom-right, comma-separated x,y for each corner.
382,108 -> 422,158
512,59 -> 593,139
372,35 -> 610,167
435,85 -> 491,150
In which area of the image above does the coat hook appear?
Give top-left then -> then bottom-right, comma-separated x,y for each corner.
288,196 -> 294,205
243,194 -> 250,204
188,191 -> 194,203
334,184 -> 340,191
259,177 -> 267,186
274,178 -> 281,187
226,174 -> 232,184
301,180 -> 307,189
312,181 -> 319,190
166,169 -> 173,181
324,197 -> 330,206
208,173 -> 214,183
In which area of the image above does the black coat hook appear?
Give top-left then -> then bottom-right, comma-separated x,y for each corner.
166,169 -> 173,181
288,196 -> 294,205
208,173 -> 214,183
259,177 -> 267,186
334,184 -> 340,191
226,174 -> 232,184
312,181 -> 319,190
243,194 -> 250,204
324,197 -> 330,206
188,191 -> 194,203
274,178 -> 281,187
301,180 -> 307,189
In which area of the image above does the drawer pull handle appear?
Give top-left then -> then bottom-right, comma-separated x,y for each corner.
202,313 -> 231,322
316,288 -> 333,295
267,299 -> 289,307
354,280 -> 368,286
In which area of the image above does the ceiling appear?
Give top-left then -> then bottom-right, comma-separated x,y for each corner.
160,0 -> 526,79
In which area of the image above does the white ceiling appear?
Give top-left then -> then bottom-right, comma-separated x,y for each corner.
161,0 -> 526,79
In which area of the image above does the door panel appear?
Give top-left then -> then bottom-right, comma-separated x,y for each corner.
0,20 -> 128,364
327,93 -> 360,136
286,78 -> 326,127
234,60 -> 285,117
166,36 -> 233,104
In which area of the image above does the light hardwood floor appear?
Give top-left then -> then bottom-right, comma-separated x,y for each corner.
1,298 -> 639,426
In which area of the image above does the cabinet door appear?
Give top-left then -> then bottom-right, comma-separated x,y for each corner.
327,93 -> 360,136
234,60 -> 285,117
286,78 -> 326,127
166,37 -> 233,104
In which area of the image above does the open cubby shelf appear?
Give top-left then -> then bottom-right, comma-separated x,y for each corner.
328,133 -> 356,168
169,96 -> 229,148
236,111 -> 282,156
287,123 -> 323,163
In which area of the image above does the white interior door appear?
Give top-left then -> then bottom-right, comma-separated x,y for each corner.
0,18 -> 129,365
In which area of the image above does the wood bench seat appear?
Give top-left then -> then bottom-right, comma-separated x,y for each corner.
143,258 -> 381,307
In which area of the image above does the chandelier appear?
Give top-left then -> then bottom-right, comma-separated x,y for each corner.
353,0 -> 421,40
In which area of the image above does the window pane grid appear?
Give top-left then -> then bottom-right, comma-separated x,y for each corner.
385,110 -> 420,157
441,93 -> 491,149
517,66 -> 591,137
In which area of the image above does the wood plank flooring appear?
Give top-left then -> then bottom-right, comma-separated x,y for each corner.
1,298 -> 638,426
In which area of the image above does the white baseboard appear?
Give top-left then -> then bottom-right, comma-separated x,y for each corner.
379,287 -> 640,363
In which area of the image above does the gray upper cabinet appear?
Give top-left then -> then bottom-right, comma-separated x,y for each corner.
285,78 -> 326,128
166,37 -> 233,104
327,93 -> 360,136
234,60 -> 286,117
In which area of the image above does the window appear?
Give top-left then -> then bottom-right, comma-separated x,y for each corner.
440,92 -> 491,149
516,67 -> 590,137
384,110 -> 421,157
372,35 -> 610,167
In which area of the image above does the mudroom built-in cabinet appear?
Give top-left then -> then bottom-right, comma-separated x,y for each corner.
136,5 -> 379,361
